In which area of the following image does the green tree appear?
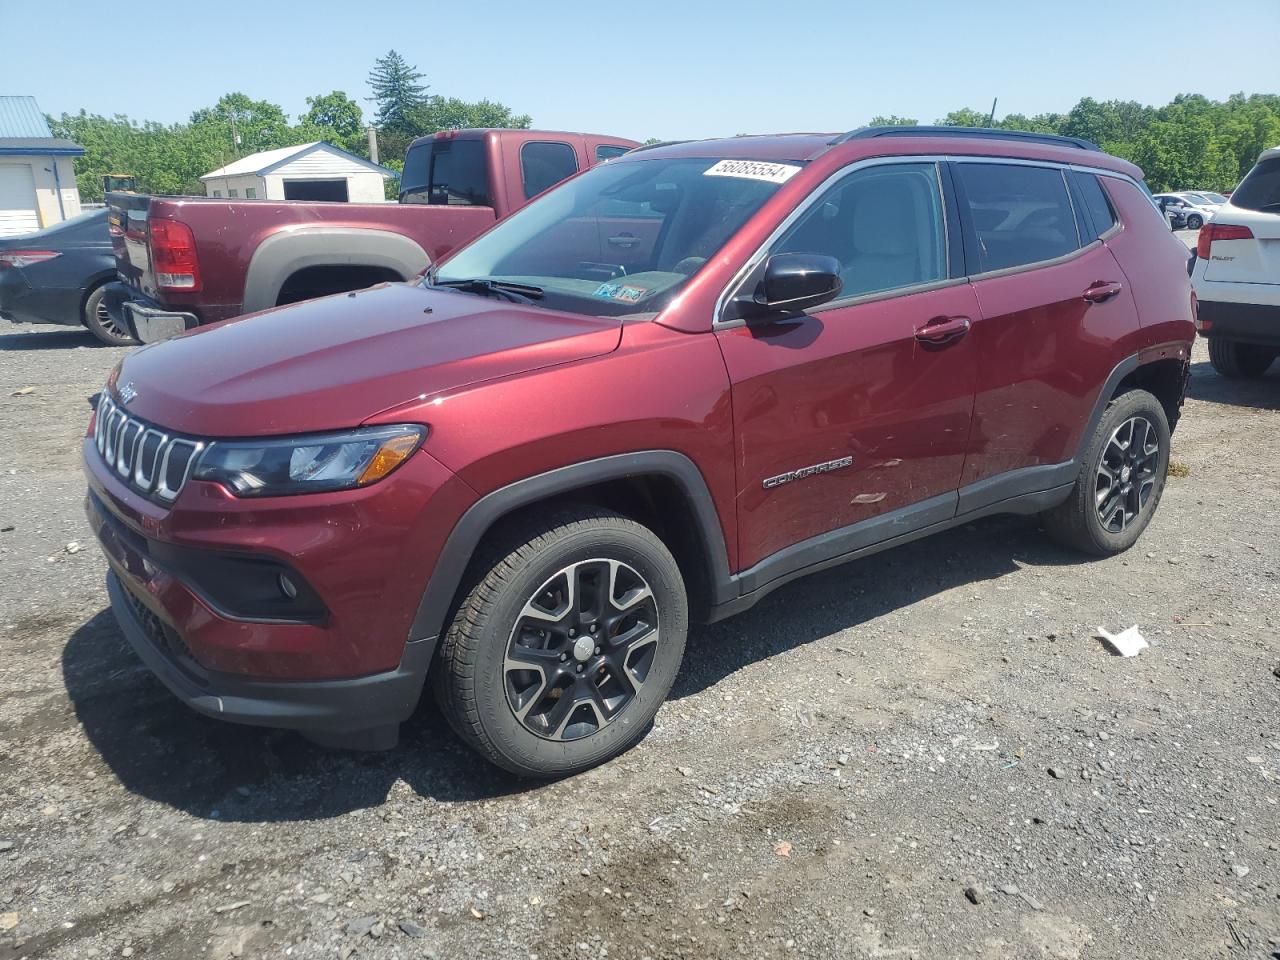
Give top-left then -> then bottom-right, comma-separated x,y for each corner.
368,50 -> 427,132
997,112 -> 1064,134
376,94 -> 532,166
299,90 -> 365,153
189,92 -> 292,157
937,108 -> 992,127
867,115 -> 917,126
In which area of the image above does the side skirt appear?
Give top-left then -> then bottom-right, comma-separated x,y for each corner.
707,475 -> 1075,623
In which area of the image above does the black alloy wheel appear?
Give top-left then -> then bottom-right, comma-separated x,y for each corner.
1094,416 -> 1160,534
433,507 -> 688,777
505,558 -> 659,741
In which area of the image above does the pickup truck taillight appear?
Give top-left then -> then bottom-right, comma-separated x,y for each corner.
149,218 -> 202,291
1196,223 -> 1253,260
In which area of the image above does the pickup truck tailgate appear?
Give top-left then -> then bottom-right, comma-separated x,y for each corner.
107,192 -> 156,298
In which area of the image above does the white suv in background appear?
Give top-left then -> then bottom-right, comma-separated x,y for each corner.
1192,146 -> 1280,378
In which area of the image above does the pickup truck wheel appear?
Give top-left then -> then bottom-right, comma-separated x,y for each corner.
1208,338 -> 1276,379
433,508 -> 688,778
1042,389 -> 1170,556
83,285 -> 136,346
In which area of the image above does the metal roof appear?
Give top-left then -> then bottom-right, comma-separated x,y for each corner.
0,137 -> 85,156
0,96 -> 54,138
201,141 -> 395,179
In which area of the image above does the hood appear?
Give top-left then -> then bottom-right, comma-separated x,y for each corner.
116,282 -> 622,436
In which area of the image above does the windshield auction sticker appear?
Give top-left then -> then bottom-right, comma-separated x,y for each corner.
703,159 -> 802,184
594,282 -> 649,303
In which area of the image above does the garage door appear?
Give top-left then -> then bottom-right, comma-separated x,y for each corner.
0,164 -> 40,237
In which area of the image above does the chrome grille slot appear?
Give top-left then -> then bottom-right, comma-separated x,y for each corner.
93,393 -> 204,503
133,429 -> 167,489
116,420 -> 143,477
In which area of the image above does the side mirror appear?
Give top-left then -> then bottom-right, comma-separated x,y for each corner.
730,253 -> 843,321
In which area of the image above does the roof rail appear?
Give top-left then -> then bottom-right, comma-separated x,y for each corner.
830,126 -> 1101,152
625,139 -> 692,155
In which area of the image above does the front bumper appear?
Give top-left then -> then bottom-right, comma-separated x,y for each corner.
83,421 -> 478,739
1196,299 -> 1280,347
107,570 -> 431,743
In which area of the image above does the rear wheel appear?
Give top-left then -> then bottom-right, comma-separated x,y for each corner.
1208,338 -> 1276,379
1042,389 -> 1170,556
82,285 -> 135,346
433,508 -> 688,777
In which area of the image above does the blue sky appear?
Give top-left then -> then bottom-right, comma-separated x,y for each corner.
3,0 -> 1277,142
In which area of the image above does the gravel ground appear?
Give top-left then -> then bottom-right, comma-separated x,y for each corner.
1,320 -> 1277,960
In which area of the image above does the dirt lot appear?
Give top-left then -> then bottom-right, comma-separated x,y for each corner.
1,321 -> 1277,960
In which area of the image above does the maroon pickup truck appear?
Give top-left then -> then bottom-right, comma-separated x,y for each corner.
104,128 -> 637,343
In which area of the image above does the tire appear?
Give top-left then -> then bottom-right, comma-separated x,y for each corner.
1186,214 -> 1203,230
82,285 -> 136,346
433,507 -> 689,777
1208,338 -> 1276,379
1042,389 -> 1171,556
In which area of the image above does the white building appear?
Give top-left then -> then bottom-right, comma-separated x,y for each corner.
200,142 -> 395,202
0,96 -> 84,236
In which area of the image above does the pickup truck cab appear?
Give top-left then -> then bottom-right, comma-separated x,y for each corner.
85,127 -> 1195,777
105,128 -> 637,342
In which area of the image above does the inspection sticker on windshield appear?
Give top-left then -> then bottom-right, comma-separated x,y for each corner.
593,282 -> 648,303
703,159 -> 802,184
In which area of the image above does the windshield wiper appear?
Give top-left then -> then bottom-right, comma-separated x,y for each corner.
431,277 -> 544,304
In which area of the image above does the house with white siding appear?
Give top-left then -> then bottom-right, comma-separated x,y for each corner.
0,96 -> 84,236
200,142 -> 395,202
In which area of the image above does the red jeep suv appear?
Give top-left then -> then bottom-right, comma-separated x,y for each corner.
84,127 -> 1196,777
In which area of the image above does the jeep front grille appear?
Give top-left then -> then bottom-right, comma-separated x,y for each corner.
94,393 -> 204,503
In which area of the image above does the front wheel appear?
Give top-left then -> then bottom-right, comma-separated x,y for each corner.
433,508 -> 688,777
1186,214 -> 1204,230
82,285 -> 136,346
1208,338 -> 1276,379
1042,389 -> 1170,556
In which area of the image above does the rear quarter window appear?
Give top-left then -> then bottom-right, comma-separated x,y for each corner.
954,162 -> 1081,272
1071,171 -> 1119,240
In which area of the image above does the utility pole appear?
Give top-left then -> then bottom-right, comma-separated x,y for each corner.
987,97 -> 998,126
367,124 -> 379,165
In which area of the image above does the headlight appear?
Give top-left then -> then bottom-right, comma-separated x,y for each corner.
192,424 -> 426,497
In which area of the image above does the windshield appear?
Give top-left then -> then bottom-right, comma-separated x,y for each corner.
1183,193 -> 1212,205
1204,192 -> 1228,203
430,156 -> 799,317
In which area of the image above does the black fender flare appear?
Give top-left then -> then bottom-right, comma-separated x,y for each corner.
407,451 -> 734,646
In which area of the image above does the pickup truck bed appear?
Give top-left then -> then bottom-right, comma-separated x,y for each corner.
106,128 -> 638,341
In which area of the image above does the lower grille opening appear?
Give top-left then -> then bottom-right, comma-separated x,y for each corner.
120,582 -> 209,687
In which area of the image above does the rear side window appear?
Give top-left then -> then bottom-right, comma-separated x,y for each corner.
1071,172 -> 1118,240
954,162 -> 1080,272
521,141 -> 579,199
1231,157 -> 1280,212
596,144 -> 630,162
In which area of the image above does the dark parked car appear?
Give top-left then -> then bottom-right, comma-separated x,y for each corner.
84,126 -> 1196,777
0,210 -> 134,345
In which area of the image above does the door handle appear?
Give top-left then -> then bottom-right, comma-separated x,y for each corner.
914,315 -> 971,347
1083,280 -> 1123,303
607,234 -> 641,248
